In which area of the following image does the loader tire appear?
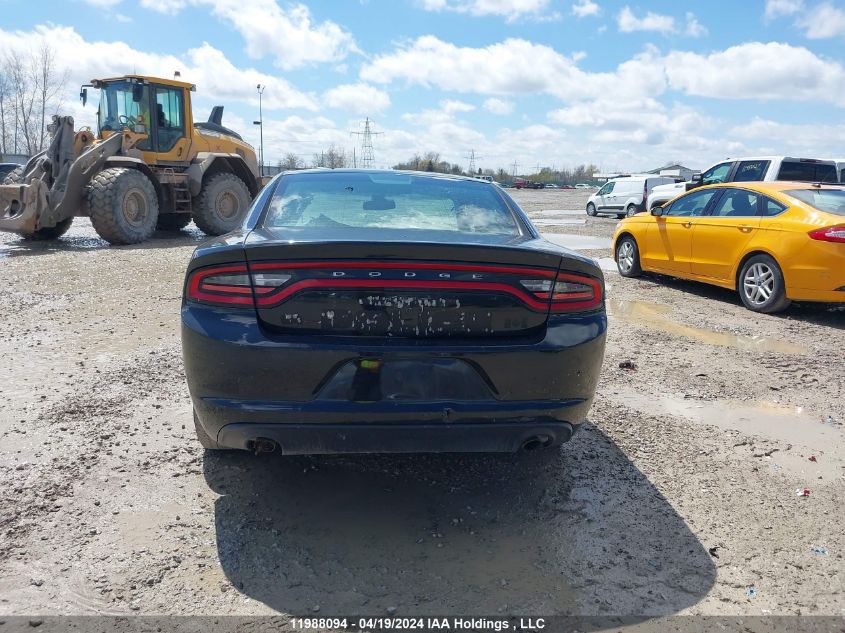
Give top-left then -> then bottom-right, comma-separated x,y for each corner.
2,166 -> 24,185
87,168 -> 159,245
192,172 -> 250,236
156,213 -> 192,231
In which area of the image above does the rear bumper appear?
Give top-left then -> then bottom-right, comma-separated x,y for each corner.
182,303 -> 606,454
217,420 -> 575,454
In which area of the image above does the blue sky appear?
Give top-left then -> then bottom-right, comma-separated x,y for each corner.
2,0 -> 844,173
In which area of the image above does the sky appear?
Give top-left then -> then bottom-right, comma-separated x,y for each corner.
2,0 -> 844,174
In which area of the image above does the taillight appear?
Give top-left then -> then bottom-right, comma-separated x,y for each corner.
520,272 -> 602,312
809,226 -> 845,243
187,264 -> 253,306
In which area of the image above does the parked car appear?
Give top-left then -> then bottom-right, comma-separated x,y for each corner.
613,182 -> 845,313
182,169 -> 607,454
545,183 -> 559,189
0,163 -> 21,180
561,184 -> 575,190
586,175 -> 675,219
574,183 -> 592,189
647,157 -> 839,211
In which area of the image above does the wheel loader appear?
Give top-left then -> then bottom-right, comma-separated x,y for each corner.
0,75 -> 262,244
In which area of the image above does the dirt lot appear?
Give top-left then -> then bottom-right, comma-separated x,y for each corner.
0,188 -> 842,621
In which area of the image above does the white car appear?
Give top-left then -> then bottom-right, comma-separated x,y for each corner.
586,175 -> 674,219
647,156 -> 839,210
574,183 -> 592,189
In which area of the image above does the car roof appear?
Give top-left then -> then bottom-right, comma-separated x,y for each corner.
282,168 -> 492,183
695,181 -> 844,194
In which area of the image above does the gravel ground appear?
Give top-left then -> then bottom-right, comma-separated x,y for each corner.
0,188 -> 842,620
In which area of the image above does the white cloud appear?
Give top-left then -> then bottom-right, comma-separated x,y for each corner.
483,98 -> 514,115
764,0 -> 803,19
684,13 -> 707,37
572,0 -> 600,17
139,0 -> 357,69
617,6 -> 675,34
727,117 -> 845,157
796,2 -> 845,38
82,0 -> 122,6
440,99 -> 476,113
323,83 -> 391,115
663,42 -> 845,106
418,0 -> 551,21
0,24 -> 318,119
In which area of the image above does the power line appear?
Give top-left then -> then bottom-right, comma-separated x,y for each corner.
350,117 -> 383,169
465,149 -> 482,175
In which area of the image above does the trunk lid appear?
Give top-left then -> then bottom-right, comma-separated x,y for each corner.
243,232 -> 569,339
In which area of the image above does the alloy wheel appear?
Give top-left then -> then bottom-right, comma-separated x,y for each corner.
617,241 -> 635,273
742,262 -> 775,307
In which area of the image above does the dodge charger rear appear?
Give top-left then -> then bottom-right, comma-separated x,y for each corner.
181,170 -> 607,454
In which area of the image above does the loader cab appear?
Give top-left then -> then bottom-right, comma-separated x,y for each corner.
92,75 -> 194,163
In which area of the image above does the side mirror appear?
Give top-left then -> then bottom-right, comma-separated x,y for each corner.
691,173 -> 702,183
80,88 -> 88,107
651,206 -> 664,217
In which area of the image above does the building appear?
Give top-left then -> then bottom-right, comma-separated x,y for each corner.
646,163 -> 699,181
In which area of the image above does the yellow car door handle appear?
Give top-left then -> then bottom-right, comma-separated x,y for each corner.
738,225 -> 752,232
683,221 -> 693,228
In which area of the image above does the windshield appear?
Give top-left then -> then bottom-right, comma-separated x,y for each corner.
98,81 -> 150,133
784,189 -> 845,216
262,172 -> 524,237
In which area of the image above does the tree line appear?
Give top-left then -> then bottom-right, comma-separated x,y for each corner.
0,45 -> 67,157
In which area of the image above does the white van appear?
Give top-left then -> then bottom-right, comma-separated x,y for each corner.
835,159 -> 845,183
586,175 -> 675,219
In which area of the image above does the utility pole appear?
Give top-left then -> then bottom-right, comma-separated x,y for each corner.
511,161 -> 519,178
350,117 -> 382,169
254,84 -> 265,177
466,149 -> 481,175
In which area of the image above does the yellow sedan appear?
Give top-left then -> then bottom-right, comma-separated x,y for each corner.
612,182 -> 845,312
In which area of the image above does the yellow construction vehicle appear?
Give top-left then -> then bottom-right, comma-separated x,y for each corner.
0,75 -> 262,244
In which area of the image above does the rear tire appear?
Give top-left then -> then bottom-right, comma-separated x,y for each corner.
194,410 -> 222,450
586,203 -> 597,217
87,168 -> 159,245
156,213 -> 192,231
738,254 -> 791,313
192,172 -> 251,236
616,235 -> 642,277
625,204 -> 638,218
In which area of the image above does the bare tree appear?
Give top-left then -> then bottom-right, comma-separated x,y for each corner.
0,69 -> 10,154
312,145 -> 348,169
279,152 -> 304,170
2,44 -> 67,156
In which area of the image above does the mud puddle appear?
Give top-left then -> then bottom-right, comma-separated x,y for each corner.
607,299 -> 809,355
609,387 -> 843,479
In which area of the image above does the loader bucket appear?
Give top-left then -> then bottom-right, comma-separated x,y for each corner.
0,180 -> 50,234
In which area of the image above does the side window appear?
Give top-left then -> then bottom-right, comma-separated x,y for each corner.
598,182 -> 615,195
701,162 -> 733,185
710,189 -> 760,217
762,197 -> 787,217
733,160 -> 770,182
777,161 -> 838,183
153,87 -> 185,152
665,189 -> 719,217
840,168 -> 845,184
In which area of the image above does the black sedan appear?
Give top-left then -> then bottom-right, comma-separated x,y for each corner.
181,170 -> 607,454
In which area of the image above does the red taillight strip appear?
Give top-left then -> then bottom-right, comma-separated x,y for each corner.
249,260 -> 558,278
550,272 -> 603,312
255,278 -> 553,312
187,264 -> 254,305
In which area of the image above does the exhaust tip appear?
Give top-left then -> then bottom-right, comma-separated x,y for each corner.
246,437 -> 278,454
521,434 -> 553,452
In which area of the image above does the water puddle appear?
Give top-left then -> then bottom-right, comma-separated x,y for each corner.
541,233 -> 612,250
533,209 -> 585,216
607,299 -> 809,355
531,218 -> 586,227
609,387 -> 843,478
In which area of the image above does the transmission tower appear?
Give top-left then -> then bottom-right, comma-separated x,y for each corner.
511,161 -> 519,178
350,118 -> 382,169
466,149 -> 482,175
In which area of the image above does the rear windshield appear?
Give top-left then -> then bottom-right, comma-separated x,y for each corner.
777,161 -> 838,183
262,172 -> 523,236
784,189 -> 845,216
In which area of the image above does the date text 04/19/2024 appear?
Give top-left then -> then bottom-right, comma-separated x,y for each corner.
290,617 -> 547,631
